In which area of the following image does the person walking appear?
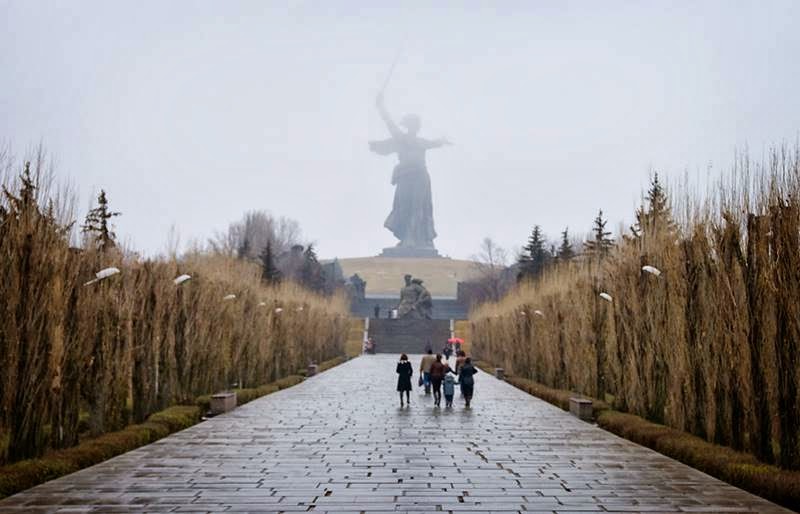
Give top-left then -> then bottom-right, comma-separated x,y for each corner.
458,357 -> 478,408
442,342 -> 453,360
443,373 -> 456,408
396,354 -> 413,407
419,349 -> 436,395
454,350 -> 467,374
429,354 -> 451,407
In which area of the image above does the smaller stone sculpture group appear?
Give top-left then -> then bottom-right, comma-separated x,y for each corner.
397,274 -> 433,319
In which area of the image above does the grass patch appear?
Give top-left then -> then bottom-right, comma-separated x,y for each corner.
483,362 -> 800,511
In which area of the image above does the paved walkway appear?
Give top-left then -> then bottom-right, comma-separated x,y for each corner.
0,355 -> 791,513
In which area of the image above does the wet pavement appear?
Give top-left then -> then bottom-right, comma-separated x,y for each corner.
0,355 -> 791,513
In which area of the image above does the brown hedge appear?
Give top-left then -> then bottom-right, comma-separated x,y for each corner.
0,363 -> 332,501
0,406 -> 199,499
597,411 -> 800,510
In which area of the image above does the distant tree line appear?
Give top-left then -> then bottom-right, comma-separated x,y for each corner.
460,177 -> 669,308
211,210 -> 343,295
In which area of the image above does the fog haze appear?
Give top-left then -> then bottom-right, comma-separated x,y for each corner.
2,1 -> 799,259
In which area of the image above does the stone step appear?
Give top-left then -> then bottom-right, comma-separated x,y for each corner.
368,318 -> 451,354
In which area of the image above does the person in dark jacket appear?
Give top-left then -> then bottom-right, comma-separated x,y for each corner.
458,358 -> 478,408
429,354 -> 452,407
396,353 -> 413,407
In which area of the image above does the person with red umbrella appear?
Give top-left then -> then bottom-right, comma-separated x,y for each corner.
448,337 -> 464,356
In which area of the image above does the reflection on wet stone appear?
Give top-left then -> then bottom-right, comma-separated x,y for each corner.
0,355 -> 791,513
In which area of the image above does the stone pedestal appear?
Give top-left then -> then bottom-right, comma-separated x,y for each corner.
494,368 -> 505,380
569,397 -> 593,421
211,392 -> 237,415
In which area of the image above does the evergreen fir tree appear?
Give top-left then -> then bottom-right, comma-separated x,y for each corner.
584,209 -> 615,259
259,240 -> 281,284
517,225 -> 551,281
557,227 -> 574,261
300,244 -> 325,292
81,189 -> 120,252
2,162 -> 37,225
630,173 -> 674,240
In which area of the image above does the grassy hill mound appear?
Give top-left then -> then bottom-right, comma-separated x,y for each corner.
335,257 -> 478,297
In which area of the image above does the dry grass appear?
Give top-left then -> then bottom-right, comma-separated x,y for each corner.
345,318 -> 366,357
472,145 -> 800,471
0,155 -> 349,464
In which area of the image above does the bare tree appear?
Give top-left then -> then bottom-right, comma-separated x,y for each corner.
468,237 -> 512,303
208,210 -> 302,259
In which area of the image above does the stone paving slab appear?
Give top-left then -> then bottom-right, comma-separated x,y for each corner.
0,355 -> 791,514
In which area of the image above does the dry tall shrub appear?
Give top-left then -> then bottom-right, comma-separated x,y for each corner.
472,146 -> 800,470
0,157 -> 348,463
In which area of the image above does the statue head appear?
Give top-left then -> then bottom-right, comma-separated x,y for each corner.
400,114 -> 421,135
404,274 -> 412,285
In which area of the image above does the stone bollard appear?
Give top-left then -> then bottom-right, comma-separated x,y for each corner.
307,364 -> 319,377
569,397 -> 593,421
494,368 -> 505,380
210,392 -> 237,416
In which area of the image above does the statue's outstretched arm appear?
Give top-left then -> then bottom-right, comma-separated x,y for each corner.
420,137 -> 452,150
376,92 -> 401,138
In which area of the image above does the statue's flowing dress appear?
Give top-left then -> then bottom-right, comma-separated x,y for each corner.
370,134 -> 438,248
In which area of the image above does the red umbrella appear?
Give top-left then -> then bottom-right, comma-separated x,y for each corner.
447,337 -> 464,344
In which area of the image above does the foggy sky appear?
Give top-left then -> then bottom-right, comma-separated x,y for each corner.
2,1 -> 799,260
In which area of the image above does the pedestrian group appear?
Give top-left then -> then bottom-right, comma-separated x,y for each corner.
395,348 -> 478,408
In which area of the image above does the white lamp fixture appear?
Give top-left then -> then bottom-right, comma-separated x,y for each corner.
84,267 -> 120,286
642,265 -> 662,277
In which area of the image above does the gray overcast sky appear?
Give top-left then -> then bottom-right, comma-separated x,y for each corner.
2,1 -> 799,260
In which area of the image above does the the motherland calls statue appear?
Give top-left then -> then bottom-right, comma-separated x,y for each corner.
369,92 -> 450,257
396,274 -> 433,319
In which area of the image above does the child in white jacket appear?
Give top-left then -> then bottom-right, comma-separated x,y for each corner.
443,374 -> 456,408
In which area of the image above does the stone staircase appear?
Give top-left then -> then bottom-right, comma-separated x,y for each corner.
367,319 -> 452,354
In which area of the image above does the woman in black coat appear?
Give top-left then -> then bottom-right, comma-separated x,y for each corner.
396,353 -> 413,407
458,357 -> 478,408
